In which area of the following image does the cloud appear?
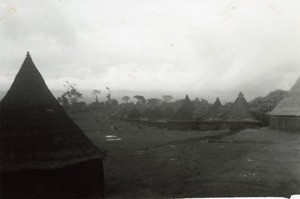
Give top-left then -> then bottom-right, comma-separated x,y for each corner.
0,0 -> 299,101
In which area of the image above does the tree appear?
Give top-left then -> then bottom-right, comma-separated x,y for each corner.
57,95 -> 69,110
105,87 -> 111,104
122,96 -> 130,103
134,95 -> 146,104
147,98 -> 161,107
162,95 -> 173,103
61,81 -> 82,105
110,98 -> 119,107
249,89 -> 287,126
91,90 -> 101,103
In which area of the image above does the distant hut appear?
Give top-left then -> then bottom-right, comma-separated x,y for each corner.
168,95 -> 198,130
148,107 -> 163,121
269,77 -> 300,131
0,53 -> 106,197
200,97 -> 222,130
220,92 -> 261,131
127,106 -> 141,120
202,97 -> 222,121
142,107 -> 152,119
173,95 -> 194,121
162,106 -> 175,120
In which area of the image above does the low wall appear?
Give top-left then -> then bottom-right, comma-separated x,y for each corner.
270,116 -> 300,131
198,120 -> 262,132
167,121 -> 200,131
147,121 -> 167,129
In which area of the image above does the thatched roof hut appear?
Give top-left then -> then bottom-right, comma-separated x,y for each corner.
142,106 -> 162,121
269,76 -> 300,131
0,52 -> 105,197
127,106 -> 141,119
173,95 -> 194,121
162,106 -> 175,120
202,97 -> 222,121
222,92 -> 257,121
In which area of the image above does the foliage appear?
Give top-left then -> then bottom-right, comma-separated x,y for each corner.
57,81 -> 83,111
91,90 -> 101,102
192,97 -> 210,119
122,96 -> 130,103
105,87 -> 111,103
162,95 -> 173,103
249,89 -> 287,126
147,98 -> 162,107
134,95 -> 146,104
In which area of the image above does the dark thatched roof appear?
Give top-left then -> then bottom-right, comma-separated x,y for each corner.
0,52 -> 105,172
173,95 -> 194,121
221,92 -> 257,121
269,76 -> 300,116
202,97 -> 222,120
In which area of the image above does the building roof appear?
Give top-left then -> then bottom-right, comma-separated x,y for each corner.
269,76 -> 300,116
0,52 -> 105,172
202,97 -> 222,120
222,92 -> 257,121
173,94 -> 194,121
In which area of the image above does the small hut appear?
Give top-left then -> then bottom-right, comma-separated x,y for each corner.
202,97 -> 222,121
0,53 -> 106,197
162,106 -> 175,120
127,106 -> 141,120
173,95 -> 194,121
168,95 -> 198,130
199,97 -> 222,130
220,92 -> 261,131
269,77 -> 300,131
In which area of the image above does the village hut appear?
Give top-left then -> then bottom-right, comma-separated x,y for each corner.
127,106 -> 141,120
199,97 -> 222,130
162,106 -> 175,120
202,97 -> 222,121
168,95 -> 198,130
268,77 -> 300,131
148,107 -> 163,121
173,95 -> 194,121
220,92 -> 261,131
0,53 -> 106,197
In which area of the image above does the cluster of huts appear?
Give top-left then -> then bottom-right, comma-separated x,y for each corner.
0,53 -> 105,197
0,52 -> 299,197
113,92 -> 262,131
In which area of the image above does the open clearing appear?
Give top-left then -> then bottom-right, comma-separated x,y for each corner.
74,115 -> 300,198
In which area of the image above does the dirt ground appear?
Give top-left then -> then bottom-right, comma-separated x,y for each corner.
74,115 -> 300,198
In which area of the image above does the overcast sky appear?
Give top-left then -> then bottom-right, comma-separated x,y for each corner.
0,0 -> 300,101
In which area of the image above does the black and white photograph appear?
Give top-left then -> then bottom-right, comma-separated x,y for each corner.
0,0 -> 300,198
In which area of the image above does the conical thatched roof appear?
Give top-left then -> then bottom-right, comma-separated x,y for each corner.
202,97 -> 222,120
269,77 -> 300,116
222,92 -> 257,121
0,52 -> 105,172
173,95 -> 194,121
127,106 -> 141,119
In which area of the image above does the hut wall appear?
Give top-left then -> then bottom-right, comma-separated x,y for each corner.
146,121 -> 167,129
167,121 -> 200,131
199,121 -> 220,131
219,121 -> 262,131
0,159 -> 104,198
270,116 -> 300,131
